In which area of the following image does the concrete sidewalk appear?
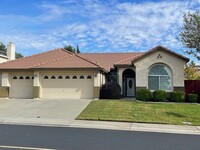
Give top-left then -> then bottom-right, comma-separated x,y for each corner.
0,119 -> 200,135
70,120 -> 200,135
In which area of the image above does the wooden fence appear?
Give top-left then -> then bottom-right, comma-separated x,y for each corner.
184,80 -> 200,101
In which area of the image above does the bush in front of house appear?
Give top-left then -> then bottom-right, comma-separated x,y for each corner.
152,90 -> 166,102
187,94 -> 198,103
136,89 -> 152,101
170,91 -> 185,102
100,82 -> 121,99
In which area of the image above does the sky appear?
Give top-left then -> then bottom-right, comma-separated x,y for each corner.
0,0 -> 200,62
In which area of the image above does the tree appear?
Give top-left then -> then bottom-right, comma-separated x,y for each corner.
184,61 -> 200,80
0,42 -> 7,52
179,11 -> 200,60
64,45 -> 80,53
0,41 -> 23,59
15,53 -> 24,59
77,45 -> 80,53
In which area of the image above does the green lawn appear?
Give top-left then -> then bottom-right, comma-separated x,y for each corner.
77,100 -> 200,125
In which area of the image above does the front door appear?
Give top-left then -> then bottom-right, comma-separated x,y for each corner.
126,78 -> 135,97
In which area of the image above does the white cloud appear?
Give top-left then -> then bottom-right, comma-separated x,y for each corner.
0,0 -> 199,57
36,2 -> 70,22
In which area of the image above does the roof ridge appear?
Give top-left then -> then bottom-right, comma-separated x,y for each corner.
60,48 -> 104,68
73,53 -> 106,71
31,50 -> 74,68
79,52 -> 141,54
0,48 -> 62,65
132,45 -> 189,62
114,53 -> 144,65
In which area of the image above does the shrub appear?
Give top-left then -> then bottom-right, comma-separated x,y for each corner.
171,91 -> 185,102
187,94 -> 198,103
153,90 -> 166,102
100,82 -> 121,99
136,89 -> 152,101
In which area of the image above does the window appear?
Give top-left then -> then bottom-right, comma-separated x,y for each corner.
58,76 -> 63,79
25,76 -> 30,79
87,75 -> 92,79
108,70 -> 117,82
51,76 -> 56,79
80,76 -> 84,79
148,64 -> 172,91
19,76 -> 24,79
65,76 -> 70,79
44,76 -> 49,79
72,76 -> 77,79
13,76 -> 17,79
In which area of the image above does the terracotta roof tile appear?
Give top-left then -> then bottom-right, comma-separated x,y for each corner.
0,48 -> 101,70
34,53 -> 101,69
79,53 -> 142,71
0,45 -> 189,71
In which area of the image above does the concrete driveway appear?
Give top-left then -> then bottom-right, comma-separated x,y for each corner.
0,98 -> 92,126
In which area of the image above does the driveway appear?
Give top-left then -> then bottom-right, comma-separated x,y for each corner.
0,99 -> 92,126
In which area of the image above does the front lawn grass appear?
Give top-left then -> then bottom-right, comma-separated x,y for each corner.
77,100 -> 200,125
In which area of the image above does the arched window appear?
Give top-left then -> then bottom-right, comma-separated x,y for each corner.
87,75 -> 92,79
58,76 -> 63,79
148,64 -> 172,91
19,76 -> 24,79
73,76 -> 77,79
51,76 -> 56,79
65,76 -> 70,79
80,76 -> 84,79
13,76 -> 17,79
44,76 -> 49,79
25,76 -> 30,79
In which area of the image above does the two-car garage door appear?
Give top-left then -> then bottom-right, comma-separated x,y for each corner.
10,74 -> 94,99
41,74 -> 94,99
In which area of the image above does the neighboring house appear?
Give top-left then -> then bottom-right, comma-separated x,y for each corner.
0,44 -> 189,99
0,42 -> 15,63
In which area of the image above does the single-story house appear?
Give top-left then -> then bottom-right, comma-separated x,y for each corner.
0,43 -> 189,99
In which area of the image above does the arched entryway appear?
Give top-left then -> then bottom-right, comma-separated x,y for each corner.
122,69 -> 135,97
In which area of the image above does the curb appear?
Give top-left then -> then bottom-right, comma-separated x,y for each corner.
0,120 -> 200,135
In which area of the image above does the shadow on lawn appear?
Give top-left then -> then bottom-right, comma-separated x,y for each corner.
165,112 -> 186,118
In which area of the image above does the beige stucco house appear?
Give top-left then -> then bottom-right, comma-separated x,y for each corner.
0,44 -> 189,99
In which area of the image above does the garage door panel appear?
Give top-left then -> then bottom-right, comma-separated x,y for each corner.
42,75 -> 93,99
10,75 -> 33,99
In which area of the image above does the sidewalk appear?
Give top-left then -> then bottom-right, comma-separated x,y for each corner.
1,119 -> 200,135
70,120 -> 200,135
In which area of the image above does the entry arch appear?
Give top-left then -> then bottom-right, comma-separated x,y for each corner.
122,69 -> 135,97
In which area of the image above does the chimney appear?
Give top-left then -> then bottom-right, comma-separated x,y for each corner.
7,42 -> 15,60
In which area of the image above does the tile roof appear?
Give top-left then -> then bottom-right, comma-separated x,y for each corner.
79,53 -> 142,71
0,48 -> 101,70
0,45 -> 189,72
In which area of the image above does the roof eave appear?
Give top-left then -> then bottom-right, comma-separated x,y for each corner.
132,45 -> 190,63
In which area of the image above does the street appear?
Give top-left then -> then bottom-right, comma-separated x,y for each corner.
0,124 -> 199,150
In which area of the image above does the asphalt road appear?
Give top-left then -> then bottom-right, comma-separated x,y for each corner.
0,124 -> 199,150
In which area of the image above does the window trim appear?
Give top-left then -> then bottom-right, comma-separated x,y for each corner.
13,76 -> 17,79
72,76 -> 77,79
65,76 -> 70,79
19,76 -> 24,79
80,75 -> 84,79
44,76 -> 49,79
51,76 -> 56,79
148,64 -> 172,91
58,76 -> 63,79
87,75 -> 92,79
